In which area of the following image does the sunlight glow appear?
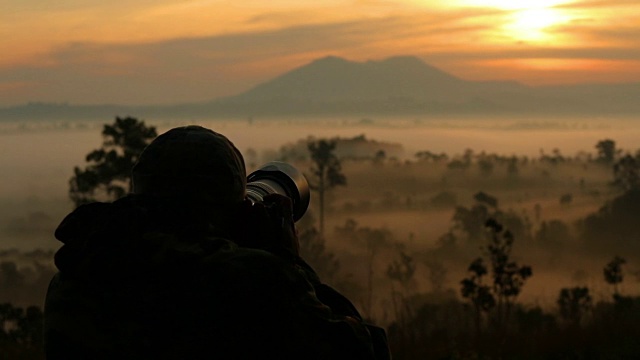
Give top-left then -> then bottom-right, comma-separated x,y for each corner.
505,7 -> 569,42
457,0 -> 570,10
454,0 -> 574,42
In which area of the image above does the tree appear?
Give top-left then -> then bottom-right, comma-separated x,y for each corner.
604,256 -> 626,296
453,194 -> 532,245
298,227 -> 340,282
0,303 -> 44,358
0,261 -> 25,290
424,259 -> 448,293
386,244 -> 417,350
461,219 -> 532,334
559,193 -> 573,205
557,287 -> 592,326
452,204 -> 490,243
595,139 -> 617,164
307,139 -> 346,234
461,257 -> 495,335
506,156 -> 519,176
335,219 -> 392,319
474,191 -> 498,208
579,189 -> 640,253
535,219 -> 571,247
69,117 -> 157,207
372,149 -> 386,165
484,219 -> 532,331
612,153 -> 640,191
477,158 -> 494,176
415,150 -> 448,163
387,244 -> 417,325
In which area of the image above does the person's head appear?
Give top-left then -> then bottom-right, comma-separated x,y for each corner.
132,125 -> 246,207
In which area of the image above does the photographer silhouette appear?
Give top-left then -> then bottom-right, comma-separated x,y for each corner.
44,125 -> 389,359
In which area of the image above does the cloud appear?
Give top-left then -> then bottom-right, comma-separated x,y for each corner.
556,23 -> 640,47
428,45 -> 640,61
551,0 -> 640,43
0,22 -> 369,105
0,5 -> 638,105
0,11 -> 498,105
556,0 -> 640,9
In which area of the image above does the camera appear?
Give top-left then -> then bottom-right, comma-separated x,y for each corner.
246,162 -> 310,222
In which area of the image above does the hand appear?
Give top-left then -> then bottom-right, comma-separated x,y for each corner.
236,194 -> 300,258
262,194 -> 300,256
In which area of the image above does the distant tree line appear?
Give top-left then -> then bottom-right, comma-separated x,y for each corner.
0,302 -> 44,359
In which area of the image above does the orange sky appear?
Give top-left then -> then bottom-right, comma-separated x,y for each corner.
1,0 -> 639,106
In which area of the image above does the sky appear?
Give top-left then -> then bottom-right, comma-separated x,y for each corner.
1,0 -> 639,106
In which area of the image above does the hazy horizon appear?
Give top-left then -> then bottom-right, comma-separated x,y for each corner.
1,114 -> 638,250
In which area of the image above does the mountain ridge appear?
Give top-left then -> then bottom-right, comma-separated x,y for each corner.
232,55 -> 490,103
1,55 -> 639,120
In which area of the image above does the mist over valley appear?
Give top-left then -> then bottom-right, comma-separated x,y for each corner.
1,115 -> 638,313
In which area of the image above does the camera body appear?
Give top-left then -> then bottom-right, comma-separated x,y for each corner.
246,162 -> 310,222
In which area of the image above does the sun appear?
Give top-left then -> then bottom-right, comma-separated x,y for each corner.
458,0 -> 572,42
505,7 -> 568,42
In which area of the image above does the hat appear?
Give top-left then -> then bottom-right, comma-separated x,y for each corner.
132,125 -> 246,205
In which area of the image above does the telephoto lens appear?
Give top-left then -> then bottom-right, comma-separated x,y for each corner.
246,162 -> 310,222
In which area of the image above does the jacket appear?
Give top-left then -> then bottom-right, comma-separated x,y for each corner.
44,195 -> 389,359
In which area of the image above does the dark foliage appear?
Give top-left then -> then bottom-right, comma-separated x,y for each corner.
69,116 -> 157,207
580,189 -> 640,252
298,227 -> 340,282
0,303 -> 44,359
0,259 -> 55,307
603,256 -> 626,296
535,219 -> 571,248
474,191 -> 498,208
387,293 -> 640,360
557,287 -> 592,326
452,193 -> 532,244
612,153 -> 640,191
595,139 -> 617,164
468,220 -> 533,333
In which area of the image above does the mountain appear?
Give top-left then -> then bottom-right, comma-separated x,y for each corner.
1,56 -> 639,120
219,55 -> 529,114
210,55 -> 640,116
234,56 -> 468,102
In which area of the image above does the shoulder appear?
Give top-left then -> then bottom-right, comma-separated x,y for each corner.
54,195 -> 147,244
54,202 -> 113,241
196,240 -> 311,295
